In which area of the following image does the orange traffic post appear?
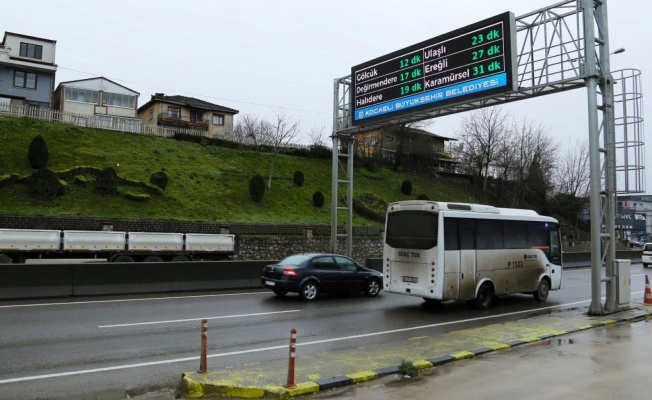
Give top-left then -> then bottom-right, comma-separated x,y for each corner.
198,319 -> 208,373
644,276 -> 652,306
286,328 -> 297,388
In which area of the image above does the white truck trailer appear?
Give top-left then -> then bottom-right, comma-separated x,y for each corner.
0,229 -> 235,263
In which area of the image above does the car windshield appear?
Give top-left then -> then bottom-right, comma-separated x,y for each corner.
279,254 -> 312,266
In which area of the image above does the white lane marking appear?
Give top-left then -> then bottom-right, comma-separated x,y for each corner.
98,310 -> 301,328
0,291 -> 268,309
3,295 -> 646,385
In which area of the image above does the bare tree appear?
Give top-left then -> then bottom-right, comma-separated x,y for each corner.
506,118 -> 558,208
456,107 -> 511,191
232,114 -> 271,147
307,125 -> 328,147
555,138 -> 590,197
267,110 -> 301,188
551,138 -> 590,231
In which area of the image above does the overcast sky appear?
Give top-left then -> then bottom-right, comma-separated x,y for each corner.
2,0 -> 650,195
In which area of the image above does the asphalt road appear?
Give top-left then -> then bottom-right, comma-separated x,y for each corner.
0,265 -> 648,400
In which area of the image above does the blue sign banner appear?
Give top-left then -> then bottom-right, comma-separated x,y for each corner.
354,73 -> 507,122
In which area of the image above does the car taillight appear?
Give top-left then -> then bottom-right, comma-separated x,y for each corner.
282,269 -> 297,277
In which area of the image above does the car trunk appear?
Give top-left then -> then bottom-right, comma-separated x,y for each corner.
263,264 -> 286,279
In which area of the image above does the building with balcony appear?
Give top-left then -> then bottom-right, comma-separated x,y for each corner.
52,77 -> 141,131
357,126 -> 457,172
0,32 -> 57,109
137,94 -> 239,138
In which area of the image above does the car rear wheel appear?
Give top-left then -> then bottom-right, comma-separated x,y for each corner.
365,278 -> 381,297
300,281 -> 318,301
273,289 -> 287,297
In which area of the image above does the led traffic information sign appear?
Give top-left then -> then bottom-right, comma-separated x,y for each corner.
351,12 -> 516,126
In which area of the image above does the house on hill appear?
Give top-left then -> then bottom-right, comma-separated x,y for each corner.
357,126 -> 457,172
0,32 -> 57,110
52,77 -> 141,132
137,94 -> 239,138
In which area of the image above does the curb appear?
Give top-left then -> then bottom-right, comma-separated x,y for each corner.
181,309 -> 652,399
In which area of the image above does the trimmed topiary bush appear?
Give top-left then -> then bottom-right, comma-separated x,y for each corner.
150,171 -> 168,190
95,167 -> 118,196
28,134 -> 49,169
249,174 -> 266,203
352,192 -> 388,222
120,191 -> 151,202
401,179 -> 413,195
293,170 -> 305,187
417,194 -> 429,200
0,173 -> 13,189
74,175 -> 89,187
307,145 -> 332,159
313,191 -> 325,208
28,167 -> 61,200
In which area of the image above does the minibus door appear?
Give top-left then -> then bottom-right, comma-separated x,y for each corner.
458,220 -> 476,300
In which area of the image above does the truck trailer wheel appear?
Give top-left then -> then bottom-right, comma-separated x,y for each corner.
113,255 -> 135,263
11,254 -> 26,264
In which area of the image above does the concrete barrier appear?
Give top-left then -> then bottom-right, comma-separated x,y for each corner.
0,264 -> 73,299
0,252 -> 644,300
168,260 -> 271,291
72,262 -> 173,296
562,250 -> 642,269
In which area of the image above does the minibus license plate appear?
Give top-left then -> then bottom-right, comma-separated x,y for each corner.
402,276 -> 418,283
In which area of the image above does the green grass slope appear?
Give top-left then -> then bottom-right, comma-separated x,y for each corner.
0,116 -> 475,225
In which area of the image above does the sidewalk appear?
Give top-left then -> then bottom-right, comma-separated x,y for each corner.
180,304 -> 652,399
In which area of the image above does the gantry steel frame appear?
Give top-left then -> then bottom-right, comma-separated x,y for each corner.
331,0 -> 642,314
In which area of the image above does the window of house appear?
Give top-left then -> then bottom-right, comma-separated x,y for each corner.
13,71 -> 37,89
148,108 -> 154,121
168,106 -> 181,119
191,110 -> 204,123
19,42 -> 43,59
364,135 -> 375,147
102,92 -> 136,108
212,113 -> 224,125
64,87 -> 99,104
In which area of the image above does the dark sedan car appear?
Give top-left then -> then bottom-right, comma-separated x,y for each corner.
261,253 -> 383,301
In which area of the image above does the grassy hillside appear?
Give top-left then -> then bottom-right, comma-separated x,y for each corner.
0,116 -> 475,225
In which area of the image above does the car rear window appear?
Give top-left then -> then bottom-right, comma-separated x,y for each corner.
645,244 -> 652,251
278,254 -> 311,266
